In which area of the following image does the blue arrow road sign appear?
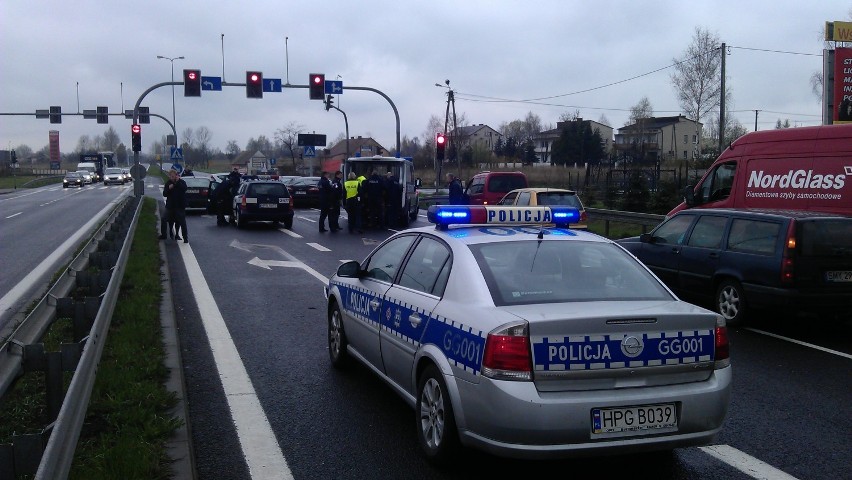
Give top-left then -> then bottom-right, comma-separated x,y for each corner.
263,78 -> 282,92
325,80 -> 343,94
201,76 -> 222,91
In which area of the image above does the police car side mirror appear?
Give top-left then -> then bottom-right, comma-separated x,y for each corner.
337,260 -> 363,278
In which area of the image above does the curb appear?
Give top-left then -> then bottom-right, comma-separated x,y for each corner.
158,208 -> 197,480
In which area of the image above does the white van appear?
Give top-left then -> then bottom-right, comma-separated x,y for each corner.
77,162 -> 100,182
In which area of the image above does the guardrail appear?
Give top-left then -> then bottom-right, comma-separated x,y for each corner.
0,196 -> 141,479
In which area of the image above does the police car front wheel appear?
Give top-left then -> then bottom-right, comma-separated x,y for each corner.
328,302 -> 351,369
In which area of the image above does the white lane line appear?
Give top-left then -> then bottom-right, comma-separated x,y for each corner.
307,242 -> 331,252
5,212 -> 22,219
278,228 -> 302,238
699,445 -> 799,480
745,328 -> 852,360
297,216 -> 316,223
177,243 -> 293,480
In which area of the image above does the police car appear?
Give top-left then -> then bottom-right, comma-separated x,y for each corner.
324,205 -> 731,463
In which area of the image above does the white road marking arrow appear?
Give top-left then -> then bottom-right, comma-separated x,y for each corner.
247,257 -> 302,270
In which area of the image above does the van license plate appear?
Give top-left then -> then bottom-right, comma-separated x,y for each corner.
592,403 -> 677,435
260,203 -> 276,208
826,271 -> 852,282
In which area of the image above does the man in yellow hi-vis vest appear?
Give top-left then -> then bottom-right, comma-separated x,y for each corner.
344,172 -> 363,233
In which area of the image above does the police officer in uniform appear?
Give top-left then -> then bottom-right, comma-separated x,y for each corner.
343,172 -> 363,233
317,171 -> 333,232
330,170 -> 344,231
364,170 -> 386,229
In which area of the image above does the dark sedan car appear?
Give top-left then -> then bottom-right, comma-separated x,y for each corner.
231,180 -> 294,229
288,176 -> 321,208
63,171 -> 85,188
183,177 -> 212,212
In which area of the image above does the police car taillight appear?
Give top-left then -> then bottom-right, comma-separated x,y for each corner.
482,322 -> 532,381
427,205 -> 580,230
714,317 -> 730,369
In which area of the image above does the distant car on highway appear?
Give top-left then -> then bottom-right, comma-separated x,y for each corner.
324,204 -> 731,463
75,170 -> 94,184
63,171 -> 85,188
103,167 -> 127,185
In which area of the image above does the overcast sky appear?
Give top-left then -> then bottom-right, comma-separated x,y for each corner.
1,1 -> 849,156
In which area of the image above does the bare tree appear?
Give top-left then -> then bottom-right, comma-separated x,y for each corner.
181,127 -> 195,149
102,126 -> 120,151
75,135 -> 96,154
274,122 -> 305,172
670,26 -> 722,158
226,140 -> 241,160
597,114 -> 612,127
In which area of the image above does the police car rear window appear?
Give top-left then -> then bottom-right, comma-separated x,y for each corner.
470,240 -> 672,306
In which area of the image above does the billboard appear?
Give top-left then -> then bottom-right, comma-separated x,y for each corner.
834,47 -> 852,124
49,130 -> 60,163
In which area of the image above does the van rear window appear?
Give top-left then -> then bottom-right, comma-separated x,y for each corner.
487,176 -> 527,193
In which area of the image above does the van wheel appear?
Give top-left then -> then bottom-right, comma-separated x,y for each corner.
284,217 -> 293,229
716,279 -> 746,326
235,209 -> 246,228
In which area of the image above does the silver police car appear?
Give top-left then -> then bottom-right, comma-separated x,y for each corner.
324,205 -> 731,463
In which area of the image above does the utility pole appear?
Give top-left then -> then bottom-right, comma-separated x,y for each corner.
754,110 -> 760,131
718,42 -> 726,156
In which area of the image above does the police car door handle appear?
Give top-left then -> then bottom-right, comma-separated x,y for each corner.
370,299 -> 381,309
408,314 -> 422,327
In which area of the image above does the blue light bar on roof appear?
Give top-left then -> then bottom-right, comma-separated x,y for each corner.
427,205 -> 580,229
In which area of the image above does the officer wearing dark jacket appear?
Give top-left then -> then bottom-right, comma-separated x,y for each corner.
330,170 -> 344,231
447,173 -> 465,205
364,170 -> 385,229
384,171 -> 401,228
212,177 -> 232,226
317,171 -> 334,232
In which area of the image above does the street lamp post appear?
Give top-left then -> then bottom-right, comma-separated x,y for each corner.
156,55 -> 184,146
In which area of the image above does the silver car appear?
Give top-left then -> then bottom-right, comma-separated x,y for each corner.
324,205 -> 731,463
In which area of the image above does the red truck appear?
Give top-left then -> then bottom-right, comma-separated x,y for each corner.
669,123 -> 852,217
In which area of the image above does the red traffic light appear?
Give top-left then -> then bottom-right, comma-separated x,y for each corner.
246,71 -> 263,98
132,124 -> 141,134
309,73 -> 325,100
436,132 -> 446,160
183,69 -> 201,97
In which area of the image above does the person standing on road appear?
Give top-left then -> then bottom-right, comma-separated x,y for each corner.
162,168 -> 189,243
344,172 -> 363,233
317,171 -> 333,233
384,171 -> 401,228
330,170 -> 344,231
364,170 -> 385,229
212,177 -> 233,226
447,173 -> 465,205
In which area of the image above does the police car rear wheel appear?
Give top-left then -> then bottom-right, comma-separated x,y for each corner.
717,279 -> 746,326
328,302 -> 351,369
416,364 -> 460,464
